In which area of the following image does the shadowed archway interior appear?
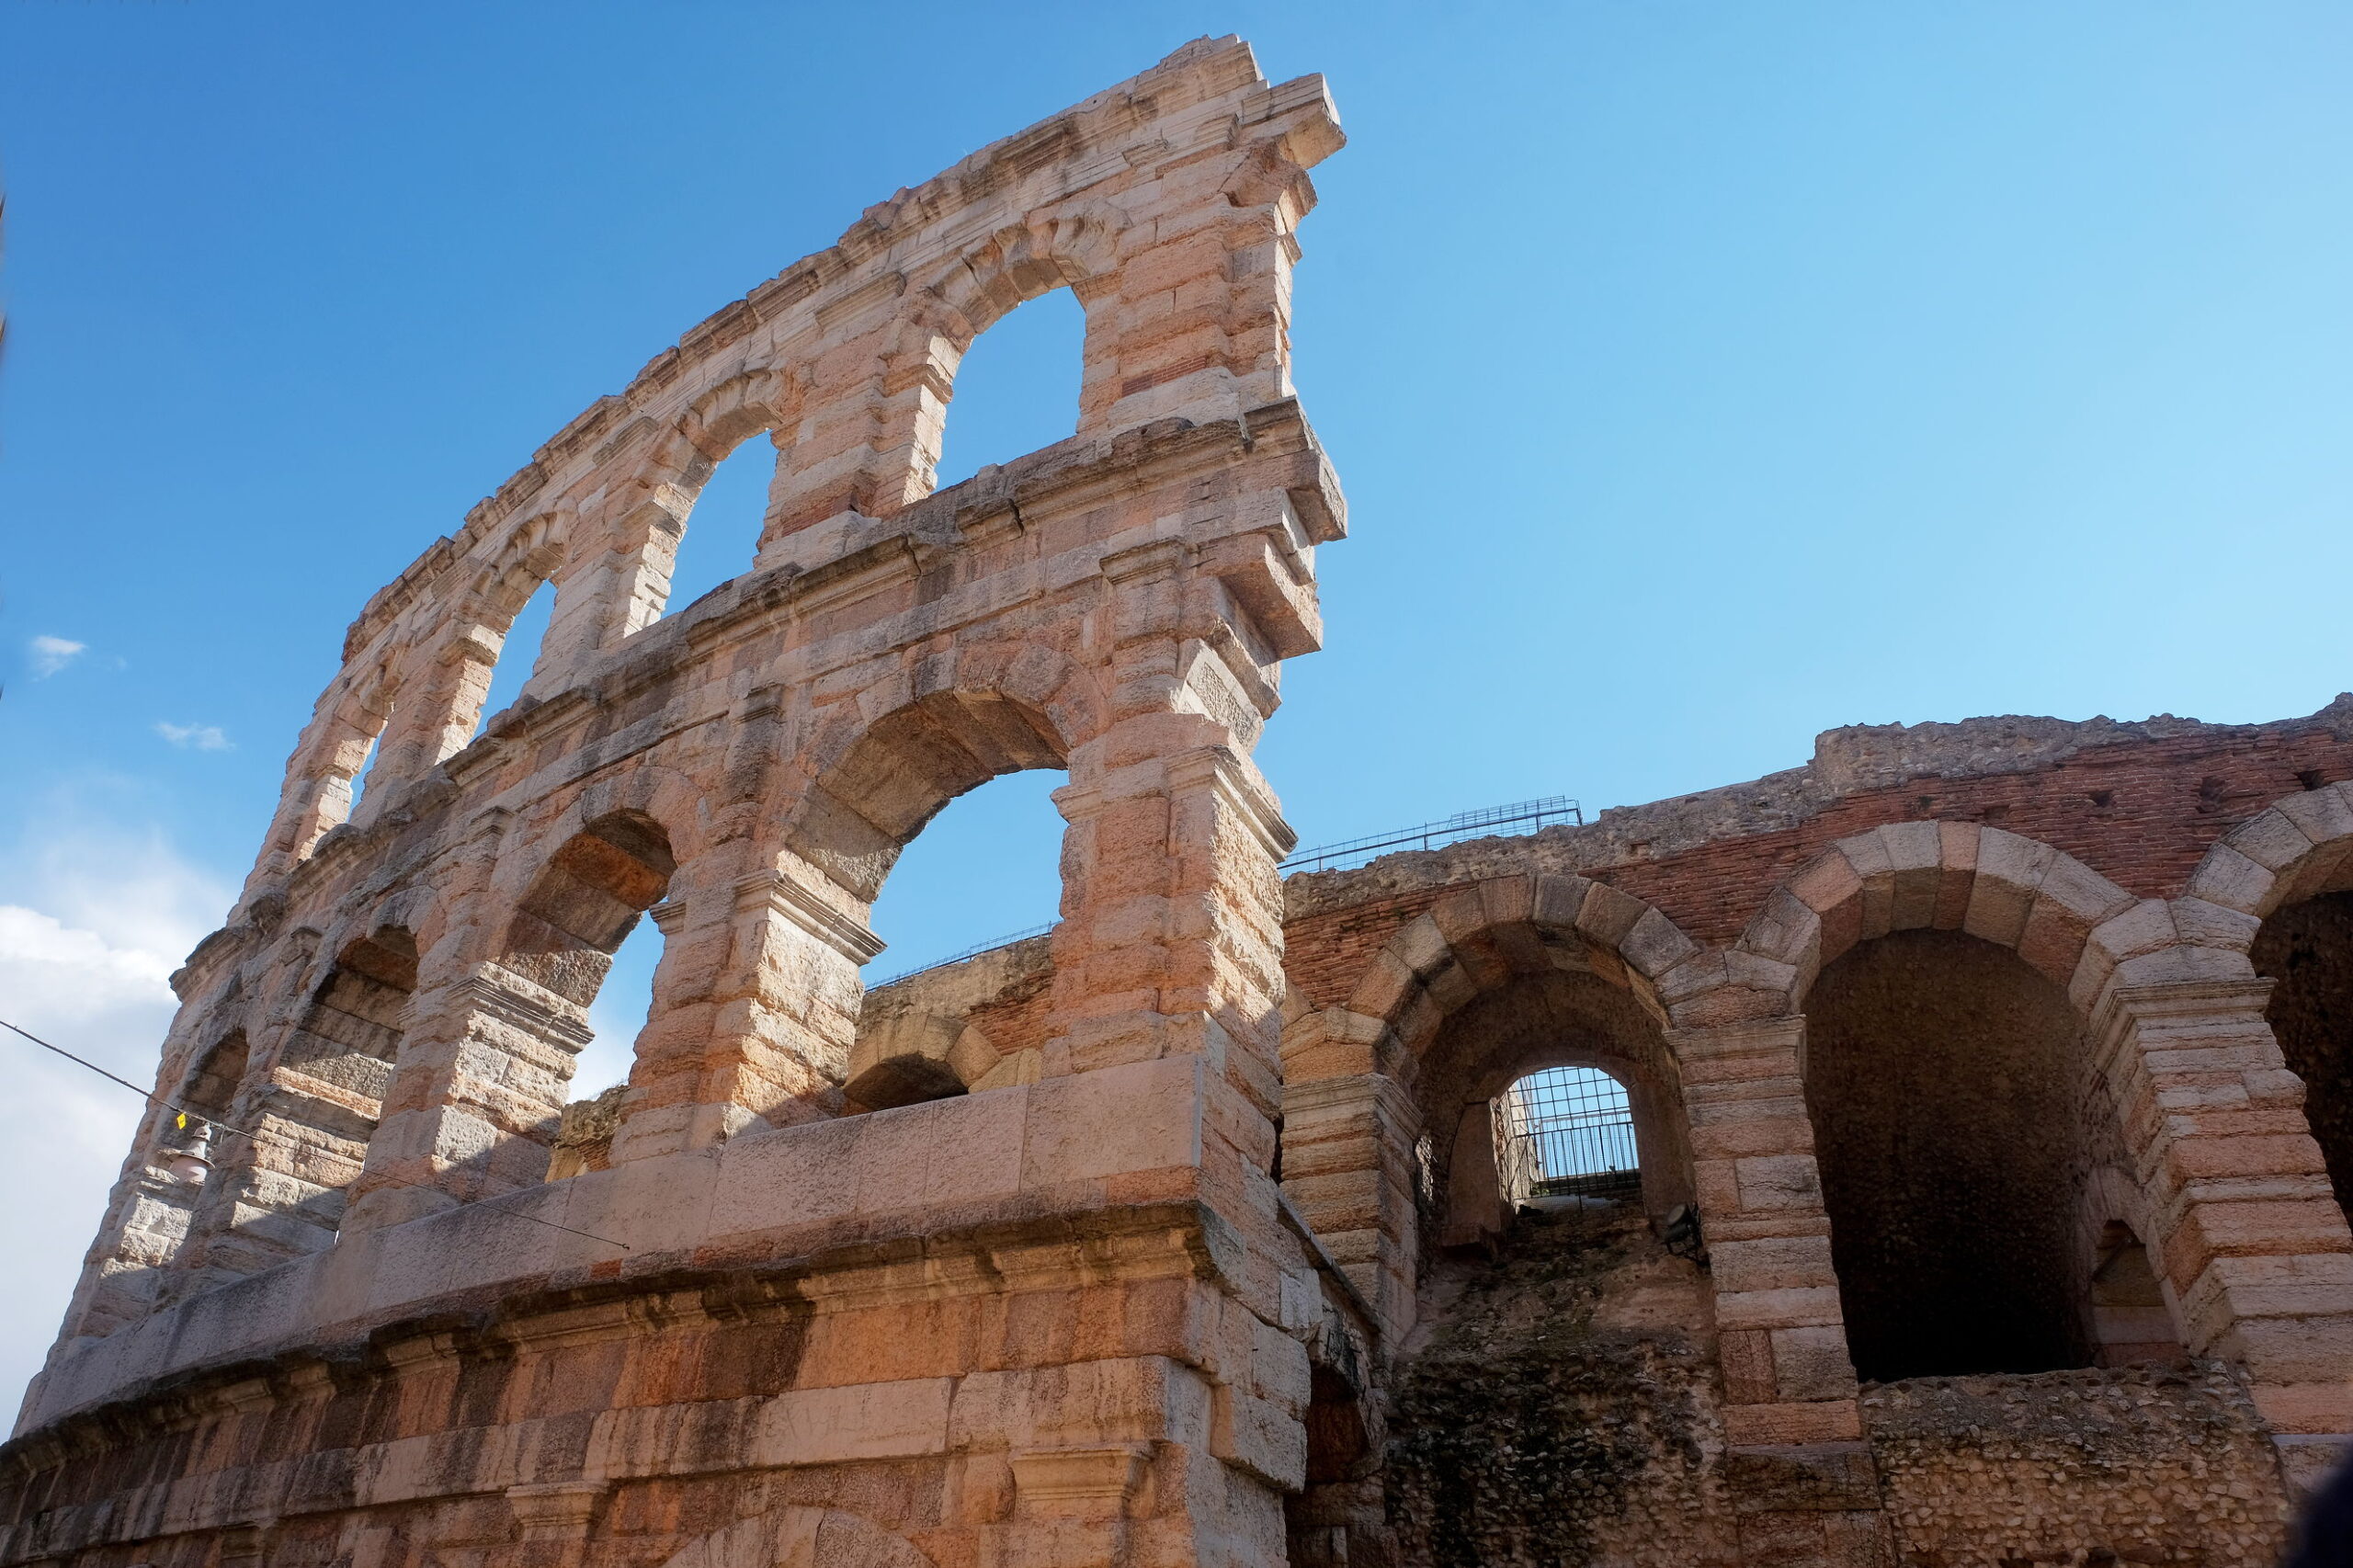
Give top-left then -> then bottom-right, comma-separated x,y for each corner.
1804,928 -> 2093,1381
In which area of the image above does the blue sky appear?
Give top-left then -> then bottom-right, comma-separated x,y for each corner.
4,2 -> 2352,1403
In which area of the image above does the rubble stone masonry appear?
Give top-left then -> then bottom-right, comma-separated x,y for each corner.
5,38 -> 2349,1568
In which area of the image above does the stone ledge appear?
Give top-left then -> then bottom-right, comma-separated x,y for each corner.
17,1055 -> 1212,1437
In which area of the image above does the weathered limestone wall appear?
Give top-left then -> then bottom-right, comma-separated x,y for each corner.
12,30 -> 2353,1568
7,1058 -> 1374,1568
6,38 -> 1371,1568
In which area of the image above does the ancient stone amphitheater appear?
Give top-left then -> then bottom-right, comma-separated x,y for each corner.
6,37 -> 2349,1568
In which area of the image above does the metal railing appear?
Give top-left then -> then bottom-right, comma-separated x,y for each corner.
1280,795 -> 1583,876
866,922 -> 1054,987
1506,1065 -> 1639,1199
864,794 -> 1587,984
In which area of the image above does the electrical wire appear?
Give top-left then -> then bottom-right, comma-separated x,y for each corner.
0,1016 -> 629,1254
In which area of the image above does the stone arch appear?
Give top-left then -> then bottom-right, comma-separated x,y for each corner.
2181,779 -> 2353,926
1745,825 -> 2155,1387
1446,1044 -> 1683,1244
150,1023 -> 252,1227
499,808 -> 678,1006
2077,1163 -> 2188,1367
2195,783 -> 2353,1223
1337,874 -> 1702,1066
1802,922 -> 2100,1380
563,369 -> 804,652
842,1010 -> 1017,1111
653,1506 -> 934,1568
463,506 -> 573,620
897,209 -> 1124,494
353,507 -> 580,783
174,924 -> 418,1296
923,209 -> 1123,343
1313,875 -> 1704,1265
633,366 -> 799,541
174,1026 -> 253,1136
784,642 -> 1099,905
1733,821 -> 2145,1014
277,663 -> 403,858
665,367 -> 797,486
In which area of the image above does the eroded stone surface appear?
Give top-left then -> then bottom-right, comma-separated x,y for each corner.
10,35 -> 2353,1568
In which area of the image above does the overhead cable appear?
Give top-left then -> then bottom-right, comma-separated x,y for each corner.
0,1016 -> 629,1253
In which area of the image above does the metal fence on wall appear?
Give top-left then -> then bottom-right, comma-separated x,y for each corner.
1506,1065 -> 1640,1199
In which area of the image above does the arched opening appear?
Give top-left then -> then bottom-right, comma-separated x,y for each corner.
1418,969 -> 1693,1250
2087,1221 -> 2184,1367
472,576 -> 555,738
503,812 -> 676,1007
124,1029 -> 255,1286
2249,890 -> 2353,1220
661,437 -> 775,617
934,288 -> 1086,489
866,769 -> 1066,981
346,717 -> 390,812
844,1047 -> 968,1114
1500,1065 -> 1641,1204
1805,927 -> 2093,1381
579,915 -> 661,1098
494,812 -> 676,1172
843,770 -> 1068,1112
302,688 -> 394,850
168,1029 -> 249,1168
778,685 -> 1074,1119
181,928 -> 415,1287
792,691 -> 1069,907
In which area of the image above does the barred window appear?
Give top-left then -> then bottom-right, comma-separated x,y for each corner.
1503,1065 -> 1639,1199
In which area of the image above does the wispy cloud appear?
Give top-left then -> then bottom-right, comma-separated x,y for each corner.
0,809 -> 233,1413
154,722 -> 232,752
28,636 -> 85,678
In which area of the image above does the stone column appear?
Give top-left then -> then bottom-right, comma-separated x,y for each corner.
1671,1016 -> 1892,1568
1049,733 -> 1290,1082
1279,1069 -> 1421,1344
764,321 -> 939,544
2092,977 -> 2353,1483
608,857 -> 879,1163
344,960 -> 592,1229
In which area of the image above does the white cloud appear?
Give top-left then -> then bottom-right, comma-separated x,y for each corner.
28,636 -> 85,678
155,722 -> 233,752
0,907 -> 176,1021
0,813 -> 233,1419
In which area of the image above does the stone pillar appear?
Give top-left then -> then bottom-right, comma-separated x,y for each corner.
765,321 -> 939,543
1279,1070 -> 1421,1344
2092,977 -> 2353,1479
365,620 -> 501,791
608,858 -> 879,1163
999,1445 -> 1152,1568
59,1145 -> 200,1341
1049,732 -> 1291,1094
344,961 -> 591,1228
1088,129 -> 1333,434
1671,1016 -> 1891,1568
251,687 -> 385,877
529,493 -> 674,678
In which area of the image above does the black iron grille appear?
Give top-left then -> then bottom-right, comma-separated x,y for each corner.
1506,1065 -> 1639,1199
